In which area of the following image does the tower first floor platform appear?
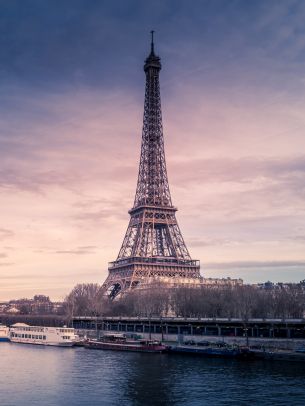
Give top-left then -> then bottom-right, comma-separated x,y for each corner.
102,256 -> 201,298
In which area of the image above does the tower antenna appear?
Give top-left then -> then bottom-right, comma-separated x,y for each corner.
151,30 -> 155,53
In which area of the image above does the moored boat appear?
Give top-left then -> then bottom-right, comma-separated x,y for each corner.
169,343 -> 253,359
250,348 -> 305,362
0,324 -> 10,342
85,334 -> 168,353
9,323 -> 77,347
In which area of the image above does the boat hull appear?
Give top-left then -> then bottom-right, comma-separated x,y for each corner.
0,337 -> 10,342
169,345 -> 252,359
251,349 -> 305,362
10,339 -> 74,347
85,340 -> 167,353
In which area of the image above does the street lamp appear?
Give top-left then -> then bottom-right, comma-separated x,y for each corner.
161,317 -> 164,342
149,317 -> 151,340
243,326 -> 249,347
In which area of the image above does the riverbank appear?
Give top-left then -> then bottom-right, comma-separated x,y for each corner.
2,314 -> 305,353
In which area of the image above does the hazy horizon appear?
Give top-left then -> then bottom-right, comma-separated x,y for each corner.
1,0 -> 305,301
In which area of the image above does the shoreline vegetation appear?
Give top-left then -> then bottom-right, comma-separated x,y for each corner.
64,282 -> 305,320
1,281 -> 305,321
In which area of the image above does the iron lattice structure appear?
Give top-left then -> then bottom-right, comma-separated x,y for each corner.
103,33 -> 201,298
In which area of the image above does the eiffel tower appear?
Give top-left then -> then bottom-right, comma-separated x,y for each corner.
102,32 -> 201,298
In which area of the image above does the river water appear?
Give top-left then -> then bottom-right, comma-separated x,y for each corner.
1,343 -> 305,406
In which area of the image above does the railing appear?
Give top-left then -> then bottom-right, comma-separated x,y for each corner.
108,256 -> 200,268
73,315 -> 305,324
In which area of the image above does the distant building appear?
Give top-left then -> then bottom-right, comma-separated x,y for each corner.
256,281 -> 305,291
0,295 -> 63,315
202,277 -> 243,287
6,307 -> 20,314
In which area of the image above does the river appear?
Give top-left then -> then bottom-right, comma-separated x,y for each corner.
1,343 -> 305,405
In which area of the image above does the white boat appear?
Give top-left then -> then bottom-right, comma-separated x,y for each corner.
0,324 -> 10,342
9,323 -> 77,346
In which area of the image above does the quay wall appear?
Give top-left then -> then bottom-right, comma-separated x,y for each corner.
74,316 -> 305,351
2,314 -> 305,351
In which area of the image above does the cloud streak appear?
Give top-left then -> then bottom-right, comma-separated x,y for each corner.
0,228 -> 14,240
55,246 -> 98,255
204,260 -> 305,270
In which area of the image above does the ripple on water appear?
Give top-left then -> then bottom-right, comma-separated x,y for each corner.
1,344 -> 305,406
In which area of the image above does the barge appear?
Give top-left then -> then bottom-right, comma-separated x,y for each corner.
169,343 -> 253,359
250,348 -> 305,362
85,334 -> 168,353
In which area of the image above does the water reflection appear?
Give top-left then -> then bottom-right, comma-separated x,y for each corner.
123,354 -> 174,405
1,344 -> 305,406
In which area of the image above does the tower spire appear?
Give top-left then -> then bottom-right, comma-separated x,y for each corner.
151,30 -> 155,54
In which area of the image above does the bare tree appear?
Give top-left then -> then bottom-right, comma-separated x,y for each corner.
64,283 -> 106,318
65,281 -> 305,320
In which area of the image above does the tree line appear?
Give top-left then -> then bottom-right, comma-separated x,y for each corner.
64,282 -> 305,320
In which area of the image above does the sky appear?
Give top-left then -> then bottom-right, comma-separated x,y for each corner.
1,0 -> 305,300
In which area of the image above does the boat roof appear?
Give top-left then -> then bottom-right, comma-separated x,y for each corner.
10,323 -> 74,329
102,333 -> 125,338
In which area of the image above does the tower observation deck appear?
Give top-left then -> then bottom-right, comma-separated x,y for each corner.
102,32 -> 201,298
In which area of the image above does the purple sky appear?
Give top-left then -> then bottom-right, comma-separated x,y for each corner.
1,0 -> 305,300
